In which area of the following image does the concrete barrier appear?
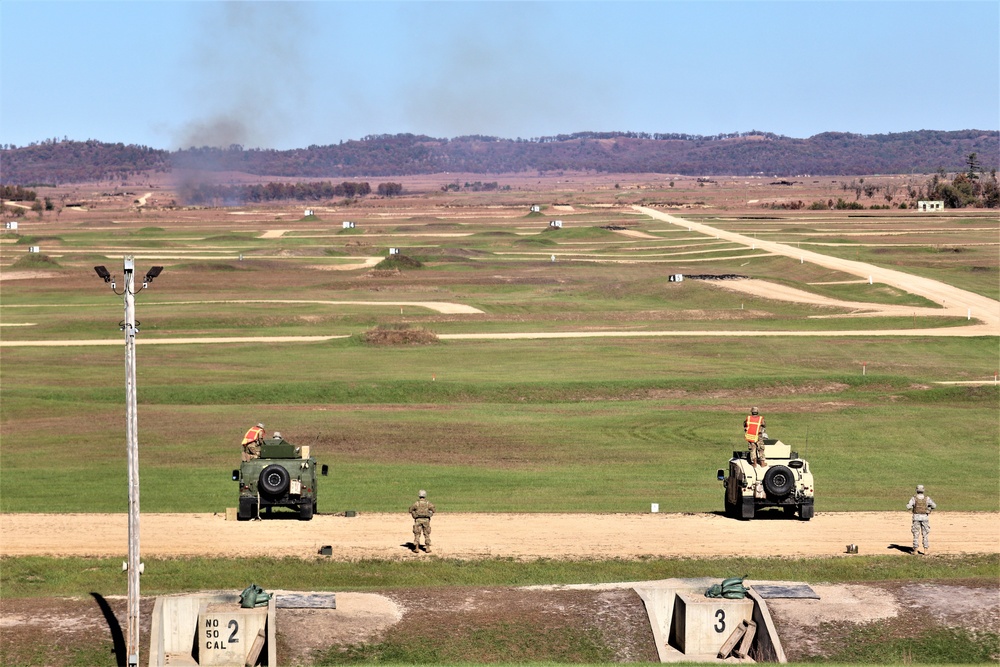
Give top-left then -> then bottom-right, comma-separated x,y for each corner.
149,593 -> 275,666
199,605 -> 268,666
673,592 -> 753,655
634,578 -> 786,663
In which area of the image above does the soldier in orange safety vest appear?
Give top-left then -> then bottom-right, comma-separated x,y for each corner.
241,423 -> 265,462
743,407 -> 767,467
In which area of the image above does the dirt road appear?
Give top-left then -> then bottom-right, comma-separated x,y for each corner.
634,206 -> 1000,332
2,511 -> 996,560
713,278 -> 961,319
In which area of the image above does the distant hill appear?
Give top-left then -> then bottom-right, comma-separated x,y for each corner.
2,130 -> 997,185
1,139 -> 171,186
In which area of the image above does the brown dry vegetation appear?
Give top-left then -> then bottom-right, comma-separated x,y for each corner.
360,324 -> 439,346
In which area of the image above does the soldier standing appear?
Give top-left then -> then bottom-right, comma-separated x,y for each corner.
743,407 -> 767,467
907,484 -> 936,554
241,422 -> 265,461
409,490 -> 436,553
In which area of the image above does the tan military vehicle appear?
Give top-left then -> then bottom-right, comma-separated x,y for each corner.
717,438 -> 814,520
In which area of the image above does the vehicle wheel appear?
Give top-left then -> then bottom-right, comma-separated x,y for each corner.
763,465 -> 794,498
299,502 -> 313,521
799,503 -> 814,521
783,504 -> 797,517
258,464 -> 290,496
740,499 -> 755,520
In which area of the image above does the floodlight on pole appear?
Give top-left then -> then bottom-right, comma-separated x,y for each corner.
143,266 -> 163,288
93,256 -> 164,667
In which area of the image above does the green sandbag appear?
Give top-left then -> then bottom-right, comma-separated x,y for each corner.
706,575 -> 748,599
705,583 -> 724,598
240,583 -> 272,608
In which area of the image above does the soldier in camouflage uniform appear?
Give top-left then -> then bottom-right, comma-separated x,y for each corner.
906,484 -> 936,555
241,423 -> 265,462
409,490 -> 436,553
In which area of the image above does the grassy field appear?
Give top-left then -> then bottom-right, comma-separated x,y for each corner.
1,337 -> 997,513
1,199 -> 998,516
1,187 -> 998,667
3,553 -> 997,598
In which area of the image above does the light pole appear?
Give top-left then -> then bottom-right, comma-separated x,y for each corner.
94,257 -> 163,667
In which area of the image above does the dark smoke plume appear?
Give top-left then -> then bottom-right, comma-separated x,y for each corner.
172,3 -> 315,201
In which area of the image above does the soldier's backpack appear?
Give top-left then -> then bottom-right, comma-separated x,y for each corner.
705,576 -> 749,599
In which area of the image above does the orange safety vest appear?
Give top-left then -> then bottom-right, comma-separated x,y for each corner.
744,415 -> 763,443
242,426 -> 265,446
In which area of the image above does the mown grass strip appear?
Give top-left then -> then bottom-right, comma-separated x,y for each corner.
3,554 -> 996,598
2,397 -> 998,512
9,375 -> 995,406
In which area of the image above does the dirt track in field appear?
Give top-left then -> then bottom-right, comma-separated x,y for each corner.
4,212 -> 998,343
2,511 -> 997,560
635,206 -> 1000,332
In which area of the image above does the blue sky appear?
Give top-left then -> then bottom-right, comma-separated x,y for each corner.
2,1 -> 997,150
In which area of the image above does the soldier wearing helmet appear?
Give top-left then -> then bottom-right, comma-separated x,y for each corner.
409,490 -> 436,553
907,484 -> 936,555
241,422 -> 265,461
743,407 -> 767,467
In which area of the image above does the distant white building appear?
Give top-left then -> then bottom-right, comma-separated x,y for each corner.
918,200 -> 944,212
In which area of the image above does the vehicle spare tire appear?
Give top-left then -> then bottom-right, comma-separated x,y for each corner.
763,465 -> 794,498
258,464 -> 290,496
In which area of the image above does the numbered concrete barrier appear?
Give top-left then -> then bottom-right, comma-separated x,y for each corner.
672,592 -> 754,655
199,605 -> 268,665
634,578 -> 787,662
149,593 -> 275,666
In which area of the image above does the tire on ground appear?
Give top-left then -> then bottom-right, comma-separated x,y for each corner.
258,464 -> 290,497
762,465 -> 794,498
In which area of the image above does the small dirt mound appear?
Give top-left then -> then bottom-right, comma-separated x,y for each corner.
11,254 -> 61,269
361,324 -> 439,346
375,254 -> 423,270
